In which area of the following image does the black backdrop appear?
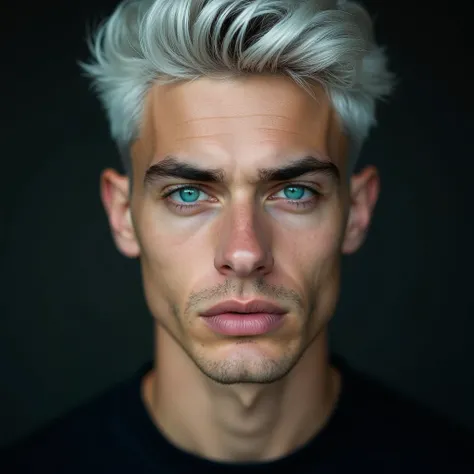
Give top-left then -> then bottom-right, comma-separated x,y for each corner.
1,0 -> 473,447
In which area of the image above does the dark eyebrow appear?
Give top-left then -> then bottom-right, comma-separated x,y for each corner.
144,155 -> 339,187
258,155 -> 340,184
144,156 -> 225,186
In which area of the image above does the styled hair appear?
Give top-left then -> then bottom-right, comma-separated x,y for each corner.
80,0 -> 395,175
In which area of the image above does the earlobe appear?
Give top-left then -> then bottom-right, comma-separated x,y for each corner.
342,166 -> 380,255
100,168 -> 140,258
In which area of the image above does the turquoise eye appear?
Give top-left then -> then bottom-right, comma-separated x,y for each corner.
177,187 -> 201,203
283,185 -> 306,200
166,186 -> 211,208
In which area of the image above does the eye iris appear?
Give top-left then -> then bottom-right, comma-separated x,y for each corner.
179,188 -> 200,203
283,186 -> 305,200
175,186 -> 307,203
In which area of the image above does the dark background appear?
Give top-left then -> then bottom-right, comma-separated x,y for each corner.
1,0 -> 473,448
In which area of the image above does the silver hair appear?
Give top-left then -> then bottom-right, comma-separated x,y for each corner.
80,0 -> 395,175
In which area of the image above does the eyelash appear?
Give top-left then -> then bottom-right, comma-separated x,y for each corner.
161,184 -> 322,212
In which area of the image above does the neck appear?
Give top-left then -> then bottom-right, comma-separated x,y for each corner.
142,326 -> 341,463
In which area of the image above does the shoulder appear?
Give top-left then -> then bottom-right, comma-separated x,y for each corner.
2,370 -> 146,474
336,359 -> 474,471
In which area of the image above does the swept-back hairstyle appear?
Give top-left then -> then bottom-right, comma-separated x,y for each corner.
81,0 -> 394,175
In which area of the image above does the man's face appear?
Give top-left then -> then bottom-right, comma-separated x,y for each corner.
102,75 -> 378,384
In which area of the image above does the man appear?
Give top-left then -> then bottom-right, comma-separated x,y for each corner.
4,0 -> 473,472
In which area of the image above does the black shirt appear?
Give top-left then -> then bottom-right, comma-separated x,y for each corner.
3,357 -> 473,473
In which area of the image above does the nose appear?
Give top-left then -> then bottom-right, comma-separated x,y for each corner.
214,203 -> 274,278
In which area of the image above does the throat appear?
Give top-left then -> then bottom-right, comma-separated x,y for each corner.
144,325 -> 340,462
142,365 -> 340,463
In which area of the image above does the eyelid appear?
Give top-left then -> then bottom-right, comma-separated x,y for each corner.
162,183 -> 321,214
161,184 -> 209,198
272,184 -> 318,196
162,182 -> 321,197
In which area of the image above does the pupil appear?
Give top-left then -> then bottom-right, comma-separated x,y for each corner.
284,186 -> 304,200
177,186 -> 305,203
180,188 -> 199,203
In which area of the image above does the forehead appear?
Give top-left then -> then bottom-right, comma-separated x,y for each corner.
134,75 -> 347,172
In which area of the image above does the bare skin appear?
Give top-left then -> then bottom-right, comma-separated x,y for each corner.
100,75 -> 380,462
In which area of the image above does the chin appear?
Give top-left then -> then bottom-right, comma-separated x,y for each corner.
190,338 -> 303,385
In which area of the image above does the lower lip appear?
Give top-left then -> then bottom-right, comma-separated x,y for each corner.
201,313 -> 285,336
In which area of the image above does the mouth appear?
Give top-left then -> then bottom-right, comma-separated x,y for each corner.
200,299 -> 287,336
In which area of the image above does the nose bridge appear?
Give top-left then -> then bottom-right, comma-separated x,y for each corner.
215,199 -> 273,277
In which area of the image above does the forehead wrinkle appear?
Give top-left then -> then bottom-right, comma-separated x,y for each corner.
181,114 -> 292,124
140,79 -> 345,176
174,122 -> 305,142
175,133 -> 234,141
256,128 -> 301,135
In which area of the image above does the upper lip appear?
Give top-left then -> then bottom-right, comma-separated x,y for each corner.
200,299 -> 287,317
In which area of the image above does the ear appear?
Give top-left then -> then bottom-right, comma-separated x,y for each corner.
100,168 -> 140,258
342,165 -> 380,255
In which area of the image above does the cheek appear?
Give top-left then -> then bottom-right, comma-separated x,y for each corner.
136,226 -> 198,330
277,203 -> 345,277
135,204 -> 214,301
290,233 -> 342,299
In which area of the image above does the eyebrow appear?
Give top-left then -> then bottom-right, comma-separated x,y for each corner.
144,154 -> 340,187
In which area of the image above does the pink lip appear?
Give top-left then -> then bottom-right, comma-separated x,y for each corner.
200,299 -> 287,336
200,299 -> 287,317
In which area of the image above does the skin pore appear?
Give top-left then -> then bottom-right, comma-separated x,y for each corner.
100,75 -> 380,462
